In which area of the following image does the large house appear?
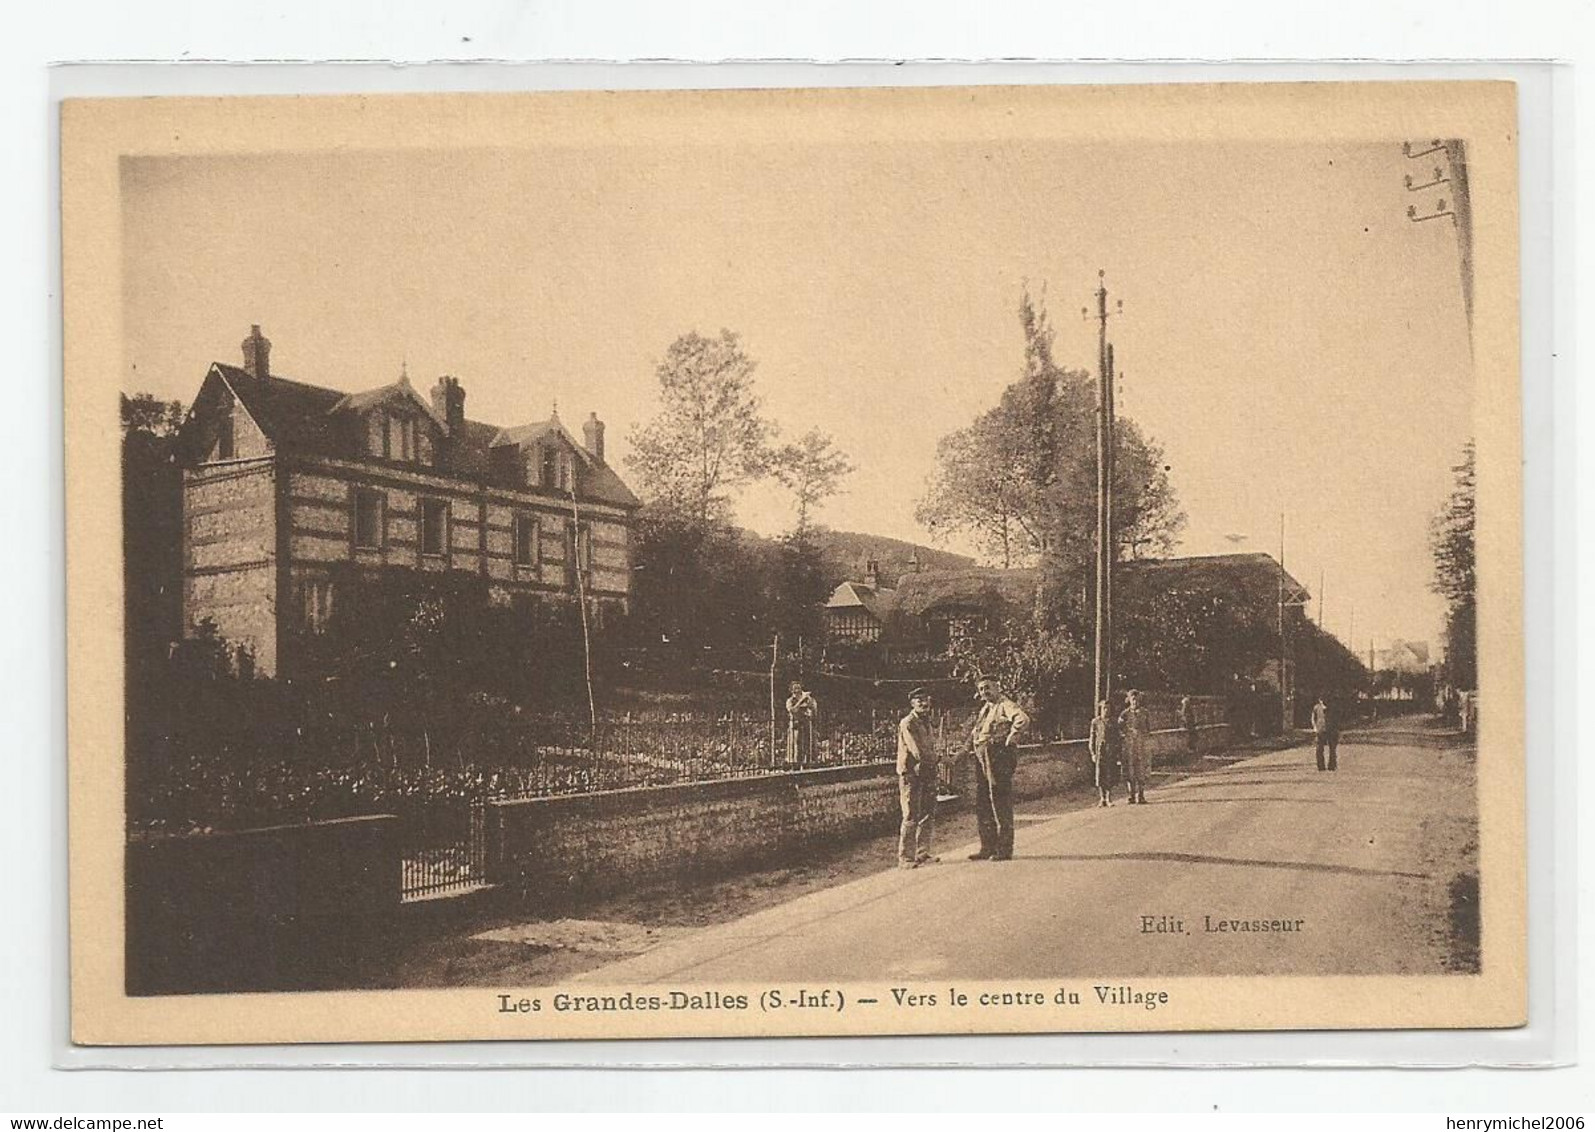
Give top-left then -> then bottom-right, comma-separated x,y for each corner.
176,326 -> 640,676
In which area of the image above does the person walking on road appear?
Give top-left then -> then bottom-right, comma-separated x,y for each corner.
1118,690 -> 1152,804
1089,699 -> 1121,807
969,675 -> 1030,861
896,687 -> 940,869
1180,695 -> 1199,756
1312,695 -> 1340,771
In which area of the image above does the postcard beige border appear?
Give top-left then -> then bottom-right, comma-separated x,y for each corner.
64,80 -> 1525,1045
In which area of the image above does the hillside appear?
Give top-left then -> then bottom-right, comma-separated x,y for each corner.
731,525 -> 975,587
807,528 -> 976,587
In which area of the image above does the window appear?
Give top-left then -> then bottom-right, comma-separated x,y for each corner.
564,520 -> 592,591
558,453 -> 573,493
302,578 -> 335,634
216,405 -> 235,460
513,514 -> 539,567
376,412 -> 420,462
354,490 -> 384,549
541,447 -> 557,489
420,498 -> 448,557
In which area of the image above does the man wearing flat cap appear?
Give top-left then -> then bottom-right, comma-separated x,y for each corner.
896,687 -> 940,869
969,675 -> 1030,861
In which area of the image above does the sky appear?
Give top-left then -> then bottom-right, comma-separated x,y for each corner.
121,137 -> 1475,654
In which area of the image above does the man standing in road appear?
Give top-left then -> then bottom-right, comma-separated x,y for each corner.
1118,690 -> 1152,805
896,687 -> 940,869
1311,695 -> 1340,771
970,675 -> 1030,861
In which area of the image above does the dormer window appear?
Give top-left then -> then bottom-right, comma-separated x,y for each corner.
541,447 -> 558,489
365,410 -> 430,463
385,413 -> 418,462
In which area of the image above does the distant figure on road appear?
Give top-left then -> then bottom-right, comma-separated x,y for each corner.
1312,695 -> 1340,771
1089,699 -> 1121,807
1180,695 -> 1199,756
970,675 -> 1030,861
1118,691 -> 1152,804
896,687 -> 940,869
786,681 -> 817,766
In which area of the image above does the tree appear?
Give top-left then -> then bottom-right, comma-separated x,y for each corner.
121,392 -> 184,438
764,533 -> 833,651
1429,440 -> 1476,688
772,427 -> 855,538
626,330 -> 776,526
122,392 -> 186,682
916,287 -> 1185,570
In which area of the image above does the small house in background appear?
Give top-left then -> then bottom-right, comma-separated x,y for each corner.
821,557 -> 898,642
175,325 -> 641,676
1374,639 -> 1431,675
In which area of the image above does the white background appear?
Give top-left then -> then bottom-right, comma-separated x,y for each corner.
4,0 -> 1591,1114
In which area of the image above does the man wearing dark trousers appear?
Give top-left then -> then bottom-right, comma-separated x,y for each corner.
896,688 -> 940,869
969,675 -> 1030,861
1311,695 -> 1340,771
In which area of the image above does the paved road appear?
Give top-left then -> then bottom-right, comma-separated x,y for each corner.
575,736 -> 1477,984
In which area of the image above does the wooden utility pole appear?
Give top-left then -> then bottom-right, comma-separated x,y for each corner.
1105,340 -> 1117,694
769,634 -> 780,767
1089,271 -> 1120,710
1278,512 -> 1289,732
568,490 -> 598,750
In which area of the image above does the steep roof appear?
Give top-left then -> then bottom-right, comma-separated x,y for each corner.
491,417 -> 593,461
210,363 -> 346,453
195,362 -> 640,509
824,580 -> 898,622
877,553 -> 1309,620
329,375 -> 451,433
893,567 -> 1042,617
1120,552 -> 1310,605
1377,639 -> 1431,673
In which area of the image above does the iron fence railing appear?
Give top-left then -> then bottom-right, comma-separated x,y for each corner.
128,703 -> 1242,900
127,709 -> 919,836
398,800 -> 488,901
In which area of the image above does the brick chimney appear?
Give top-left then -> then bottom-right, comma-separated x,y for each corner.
240,324 -> 271,378
582,411 -> 606,462
430,376 -> 466,435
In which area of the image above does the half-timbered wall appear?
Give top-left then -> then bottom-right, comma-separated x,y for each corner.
183,450 -> 634,675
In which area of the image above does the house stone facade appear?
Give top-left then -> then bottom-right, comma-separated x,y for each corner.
178,326 -> 640,676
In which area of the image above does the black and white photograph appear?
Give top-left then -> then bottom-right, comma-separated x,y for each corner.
63,80 -> 1526,1044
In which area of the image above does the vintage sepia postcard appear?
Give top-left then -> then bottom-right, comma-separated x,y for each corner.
63,80 -> 1525,1046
